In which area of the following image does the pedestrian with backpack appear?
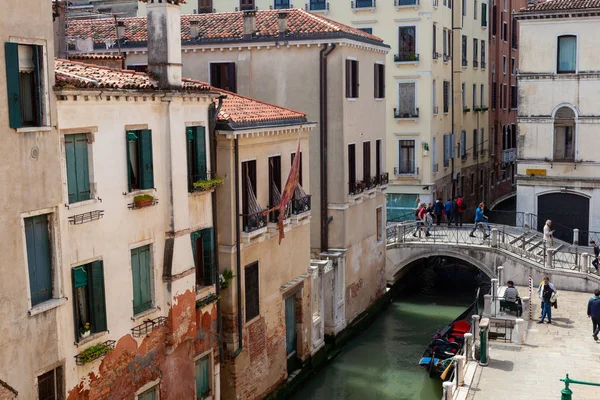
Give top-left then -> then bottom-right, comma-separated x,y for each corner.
434,199 -> 444,226
456,196 -> 465,227
444,198 -> 453,225
469,203 -> 490,239
538,277 -> 557,324
587,289 -> 600,341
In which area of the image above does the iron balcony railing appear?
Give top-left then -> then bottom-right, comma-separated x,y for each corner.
351,0 -> 375,9
375,172 -> 389,185
395,52 -> 419,62
394,0 -> 419,6
188,170 -> 215,192
433,51 -> 439,60
268,203 -> 291,223
349,180 -> 366,195
306,0 -> 328,10
292,194 -> 311,215
462,58 -> 468,67
394,107 -> 419,119
473,60 -> 479,68
443,54 -> 451,62
243,210 -> 268,233
502,148 -> 516,163
272,1 -> 292,9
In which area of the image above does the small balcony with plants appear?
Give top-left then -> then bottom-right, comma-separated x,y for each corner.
128,194 -> 158,210
394,52 -> 419,65
375,172 -> 389,186
348,180 -> 366,196
463,106 -> 471,113
188,170 -> 224,193
74,340 -> 116,366
474,106 -> 489,112
394,107 -> 419,121
351,0 -> 376,12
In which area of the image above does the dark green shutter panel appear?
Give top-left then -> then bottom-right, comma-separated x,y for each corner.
126,131 -> 137,192
195,126 -> 207,180
25,215 -> 52,305
139,246 -> 151,312
73,266 -> 88,288
202,228 -> 215,286
5,42 -> 22,129
187,127 -> 194,191
90,261 -> 107,332
131,248 -> 141,314
74,134 -> 90,201
190,230 -> 202,261
65,135 -> 78,203
32,45 -> 42,126
138,129 -> 154,189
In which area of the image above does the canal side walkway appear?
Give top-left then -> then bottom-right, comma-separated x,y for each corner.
466,288 -> 600,400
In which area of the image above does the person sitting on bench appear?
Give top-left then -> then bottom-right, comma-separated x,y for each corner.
502,281 -> 523,316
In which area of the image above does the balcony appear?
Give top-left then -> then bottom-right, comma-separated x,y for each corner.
271,1 -> 293,9
395,52 -> 419,64
188,171 -> 223,193
473,60 -> 479,68
291,194 -> 311,215
462,59 -> 468,67
502,148 -> 516,163
394,107 -> 419,120
394,166 -> 419,176
243,210 -> 268,234
474,106 -> 489,112
394,0 -> 419,8
443,54 -> 451,62
236,4 -> 257,11
375,172 -> 389,186
349,180 -> 367,196
351,0 -> 375,11
463,107 -> 471,113
482,61 -> 486,69
433,51 -> 439,60
268,204 -> 291,225
305,0 -> 329,12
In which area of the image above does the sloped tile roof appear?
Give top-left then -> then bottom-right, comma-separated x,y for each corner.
67,8 -> 384,46
520,0 -> 600,12
54,60 -> 306,126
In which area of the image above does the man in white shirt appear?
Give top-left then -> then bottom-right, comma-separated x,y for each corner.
543,220 -> 555,247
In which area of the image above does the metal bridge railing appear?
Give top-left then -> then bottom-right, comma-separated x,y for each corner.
560,374 -> 600,400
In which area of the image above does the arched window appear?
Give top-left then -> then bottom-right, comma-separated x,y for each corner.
553,107 -> 575,160
557,35 -> 577,73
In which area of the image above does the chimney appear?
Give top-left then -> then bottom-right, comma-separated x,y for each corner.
278,12 -> 289,36
116,20 -> 126,39
189,20 -> 199,39
146,0 -> 182,89
243,10 -> 256,39
53,0 -> 67,59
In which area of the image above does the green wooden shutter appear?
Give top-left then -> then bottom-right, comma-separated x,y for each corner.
90,261 -> 107,332
195,355 -> 210,399
132,245 -> 152,315
195,126 -> 207,180
74,134 -> 90,201
138,129 -> 154,189
5,42 -> 22,129
25,215 -> 52,306
187,127 -> 194,191
131,248 -> 141,314
32,45 -> 42,126
202,228 -> 215,286
126,131 -> 135,191
65,135 -> 78,203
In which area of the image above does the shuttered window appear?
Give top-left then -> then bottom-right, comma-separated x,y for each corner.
126,129 -> 154,191
374,63 -> 385,99
244,262 -> 259,322
481,2 -> 488,27
25,214 -> 53,306
191,227 -> 215,288
186,126 -> 208,191
38,366 -> 64,400
195,355 -> 211,399
65,134 -> 91,203
72,261 -> 107,341
461,130 -> 467,159
131,245 -> 152,315
210,62 -> 237,93
363,141 -> 371,181
4,42 -> 43,129
345,59 -> 359,98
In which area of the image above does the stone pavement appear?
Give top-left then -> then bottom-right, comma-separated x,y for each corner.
467,288 -> 600,400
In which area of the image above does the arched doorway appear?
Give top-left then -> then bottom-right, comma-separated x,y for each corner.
537,192 -> 589,243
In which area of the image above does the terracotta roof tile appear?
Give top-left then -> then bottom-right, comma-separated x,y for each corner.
519,0 -> 600,12
67,8 -> 384,46
54,60 -> 306,127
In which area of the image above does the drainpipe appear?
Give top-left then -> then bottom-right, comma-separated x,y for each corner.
451,5 -> 456,199
232,136 -> 243,358
320,43 -> 336,252
210,96 -> 225,363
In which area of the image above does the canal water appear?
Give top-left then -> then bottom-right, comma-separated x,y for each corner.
291,259 -> 481,400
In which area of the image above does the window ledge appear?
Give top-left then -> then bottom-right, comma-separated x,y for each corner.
16,126 -> 53,134
67,198 -> 99,210
375,98 -> 385,101
196,285 -> 216,301
28,297 -> 68,316
75,331 -> 108,347
347,98 -> 358,102
131,307 -> 160,322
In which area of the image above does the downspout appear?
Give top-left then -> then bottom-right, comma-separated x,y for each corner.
320,43 -> 336,252
210,96 -> 225,363
451,5 -> 456,199
232,136 -> 243,358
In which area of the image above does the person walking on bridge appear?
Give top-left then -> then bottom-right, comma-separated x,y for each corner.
434,198 -> 444,226
445,198 -> 453,226
538,277 -> 557,324
456,196 -> 465,227
543,220 -> 555,247
470,203 -> 489,240
587,289 -> 600,341
590,241 -> 599,272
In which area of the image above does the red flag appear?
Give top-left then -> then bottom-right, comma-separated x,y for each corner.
263,137 -> 301,244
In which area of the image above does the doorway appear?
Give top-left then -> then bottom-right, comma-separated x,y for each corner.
285,294 -> 300,372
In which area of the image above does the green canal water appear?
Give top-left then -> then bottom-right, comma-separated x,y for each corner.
291,263 -> 479,400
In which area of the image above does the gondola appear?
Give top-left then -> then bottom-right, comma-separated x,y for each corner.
418,294 -> 479,380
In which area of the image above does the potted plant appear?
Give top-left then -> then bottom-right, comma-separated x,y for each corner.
133,194 -> 154,208
80,322 -> 91,339
220,268 -> 234,289
193,176 -> 224,192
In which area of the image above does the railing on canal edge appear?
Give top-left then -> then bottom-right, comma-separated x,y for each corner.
560,374 -> 600,400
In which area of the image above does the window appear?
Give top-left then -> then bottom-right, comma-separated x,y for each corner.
473,38 -> 478,67
4,43 -> 45,128
363,141 -> 371,182
481,40 -> 486,68
309,0 -> 327,10
274,0 -> 290,9
131,245 -> 152,315
197,0 -> 213,13
195,355 -> 211,399
397,26 -> 417,61
374,63 -> 385,99
463,0 -> 467,16
191,228 -> 215,288
210,62 -> 236,92
348,144 -> 356,188
462,82 -> 466,109
397,140 -> 416,174
491,126 -> 496,155
499,84 -> 503,109
503,0 -> 507,11
432,136 -> 437,171
553,107 -> 575,161
481,2 -> 487,27
503,56 -> 507,74
241,160 -> 257,230
472,84 -> 477,109
443,134 -> 454,167
474,0 -> 478,19
492,5 -> 497,36
375,140 -> 382,180
396,82 -> 416,117
358,27 -> 373,34
480,128 -> 485,154
443,81 -> 450,113
354,0 -> 375,8
345,59 -> 359,98
126,64 -> 148,73
510,85 -> 517,109
473,129 -> 478,158
443,29 -> 447,57
432,80 -> 438,113
25,214 -> 53,306
291,152 -> 303,186
64,134 -> 91,203
38,366 -> 63,400
268,155 -> 282,221
186,126 -> 207,191
138,385 -> 158,400
72,261 -> 107,341
503,84 -> 507,109
239,0 -> 255,11
126,129 -> 154,191
462,35 -> 467,67
433,25 -> 437,56
492,82 -> 497,109
245,262 -> 259,321
511,57 -> 515,75
557,35 -> 577,73
460,130 -> 467,159
376,207 -> 383,242
511,18 -> 518,49
480,84 -> 485,107
503,21 -> 508,42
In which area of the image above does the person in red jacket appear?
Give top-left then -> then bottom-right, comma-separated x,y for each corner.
456,196 -> 465,227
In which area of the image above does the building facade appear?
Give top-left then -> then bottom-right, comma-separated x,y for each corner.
515,0 -> 600,244
487,0 -> 524,211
